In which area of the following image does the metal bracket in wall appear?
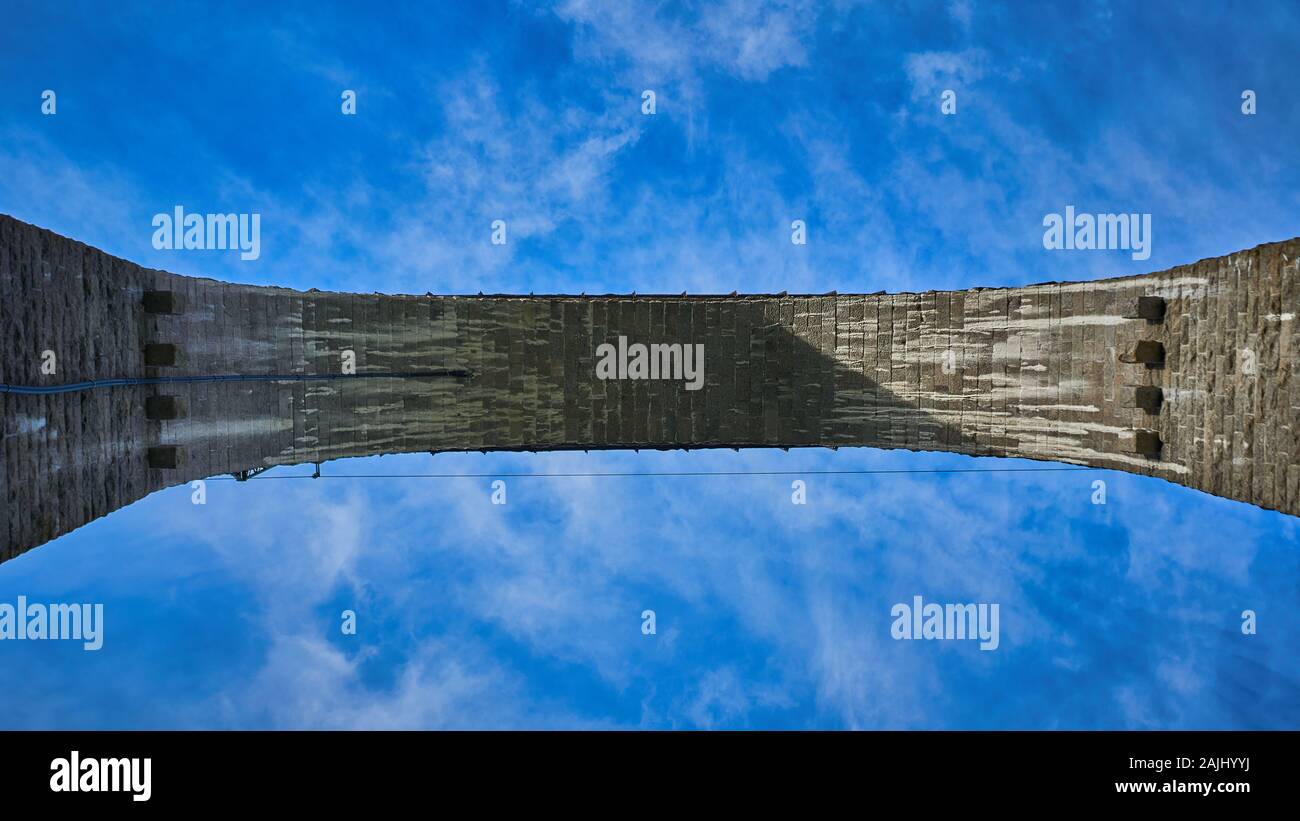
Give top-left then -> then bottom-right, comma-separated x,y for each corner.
231,466 -> 273,481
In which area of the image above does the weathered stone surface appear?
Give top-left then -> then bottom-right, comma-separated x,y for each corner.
2,213 -> 1298,562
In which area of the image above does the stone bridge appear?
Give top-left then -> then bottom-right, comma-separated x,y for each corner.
2,214 -> 1297,563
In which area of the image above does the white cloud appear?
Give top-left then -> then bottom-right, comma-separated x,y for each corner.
904,49 -> 986,103
555,0 -> 817,86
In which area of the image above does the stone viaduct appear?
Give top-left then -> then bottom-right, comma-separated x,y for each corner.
2,213 -> 1297,562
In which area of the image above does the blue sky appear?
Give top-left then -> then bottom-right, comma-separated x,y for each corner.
1,0 -> 1298,728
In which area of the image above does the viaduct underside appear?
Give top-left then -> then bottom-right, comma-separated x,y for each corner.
2,214 -> 1297,563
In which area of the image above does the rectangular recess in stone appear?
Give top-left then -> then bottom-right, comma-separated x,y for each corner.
143,290 -> 175,314
144,343 -> 177,366
1137,295 -> 1166,322
1134,429 -> 1163,457
1136,385 -> 1163,414
145,394 -> 180,420
1130,340 -> 1165,367
147,445 -> 178,469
